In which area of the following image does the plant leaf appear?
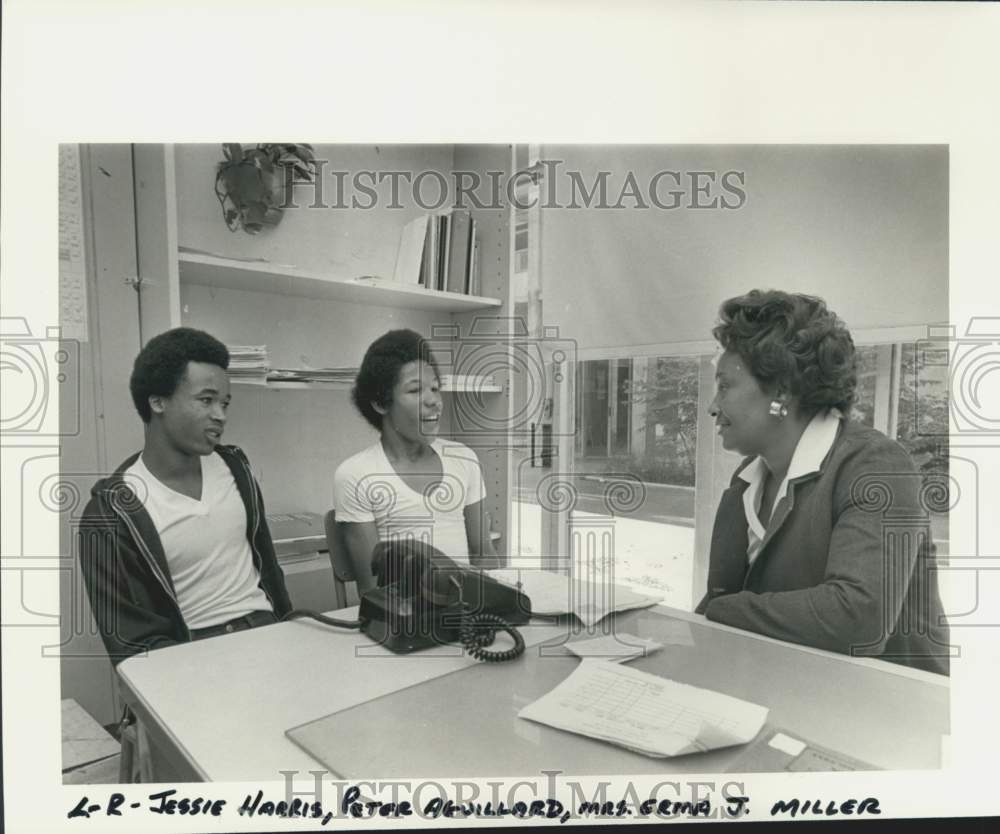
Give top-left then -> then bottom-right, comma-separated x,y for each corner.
234,165 -> 266,201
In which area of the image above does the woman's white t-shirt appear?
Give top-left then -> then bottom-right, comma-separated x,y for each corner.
333,438 -> 485,564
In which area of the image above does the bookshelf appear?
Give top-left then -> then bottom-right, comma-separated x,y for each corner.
179,251 -> 503,312
231,374 -> 503,394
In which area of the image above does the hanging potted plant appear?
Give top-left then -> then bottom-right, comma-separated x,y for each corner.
214,143 -> 317,235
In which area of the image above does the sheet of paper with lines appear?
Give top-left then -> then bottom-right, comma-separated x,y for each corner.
518,659 -> 768,757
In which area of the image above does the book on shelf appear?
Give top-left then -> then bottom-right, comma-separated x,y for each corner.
445,209 -> 472,294
467,219 -> 480,296
393,215 -> 429,285
437,213 -> 450,291
421,214 -> 438,288
396,210 -> 479,295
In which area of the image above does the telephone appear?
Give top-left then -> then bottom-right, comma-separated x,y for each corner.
359,540 -> 531,661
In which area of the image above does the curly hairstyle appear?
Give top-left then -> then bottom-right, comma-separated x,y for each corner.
129,328 -> 230,423
712,289 -> 857,416
352,329 -> 440,430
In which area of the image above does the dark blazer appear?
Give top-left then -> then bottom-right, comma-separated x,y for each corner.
696,418 -> 951,676
78,444 -> 292,665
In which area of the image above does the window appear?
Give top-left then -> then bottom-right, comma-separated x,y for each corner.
896,342 -> 950,554
851,346 -> 879,427
850,343 -> 949,553
571,355 -> 701,609
508,337 -> 950,612
511,354 -> 705,610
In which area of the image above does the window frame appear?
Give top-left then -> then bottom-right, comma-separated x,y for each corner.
538,325 -> 928,604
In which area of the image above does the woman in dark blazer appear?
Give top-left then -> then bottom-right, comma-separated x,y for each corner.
696,290 -> 950,675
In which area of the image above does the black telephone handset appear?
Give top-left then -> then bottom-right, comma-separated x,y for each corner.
358,540 -> 531,661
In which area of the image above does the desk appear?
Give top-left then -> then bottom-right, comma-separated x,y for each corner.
117,606 -> 948,782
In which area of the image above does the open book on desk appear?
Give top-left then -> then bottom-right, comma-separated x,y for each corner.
486,569 -> 662,627
519,660 -> 768,758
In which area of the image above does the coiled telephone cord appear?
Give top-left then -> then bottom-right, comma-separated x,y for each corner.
459,610 -> 525,662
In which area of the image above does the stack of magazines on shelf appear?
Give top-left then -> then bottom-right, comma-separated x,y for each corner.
266,367 -> 358,385
438,373 -> 497,393
226,345 -> 269,385
392,208 -> 481,295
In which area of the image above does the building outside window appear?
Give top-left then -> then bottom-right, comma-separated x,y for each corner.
510,342 -> 950,612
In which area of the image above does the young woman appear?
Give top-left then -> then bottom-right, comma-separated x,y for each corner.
333,329 -> 500,593
697,290 -> 950,675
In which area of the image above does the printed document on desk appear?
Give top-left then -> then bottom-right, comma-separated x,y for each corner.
518,660 -> 768,758
487,569 -> 661,627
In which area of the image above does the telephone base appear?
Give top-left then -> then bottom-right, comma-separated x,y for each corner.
359,595 -> 530,655
359,558 -> 532,655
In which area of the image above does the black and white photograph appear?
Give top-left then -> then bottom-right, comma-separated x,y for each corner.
3,3 -> 1000,832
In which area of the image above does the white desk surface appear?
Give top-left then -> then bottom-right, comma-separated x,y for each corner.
117,611 -> 566,781
118,605 -> 948,782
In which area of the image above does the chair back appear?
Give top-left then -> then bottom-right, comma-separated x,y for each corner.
323,510 -> 355,609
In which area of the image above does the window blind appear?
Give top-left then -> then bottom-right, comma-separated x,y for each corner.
537,145 -> 948,351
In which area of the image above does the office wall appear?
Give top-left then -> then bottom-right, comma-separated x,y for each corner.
174,144 -> 455,277
59,145 -> 145,725
539,145 -> 948,350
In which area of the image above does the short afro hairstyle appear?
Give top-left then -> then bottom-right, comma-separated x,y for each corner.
712,289 -> 857,416
129,327 -> 230,423
352,329 -> 440,431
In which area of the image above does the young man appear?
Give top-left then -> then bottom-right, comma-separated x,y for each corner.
79,327 -> 292,664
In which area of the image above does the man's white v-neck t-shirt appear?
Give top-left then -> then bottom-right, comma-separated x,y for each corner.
333,438 -> 485,564
124,452 -> 272,629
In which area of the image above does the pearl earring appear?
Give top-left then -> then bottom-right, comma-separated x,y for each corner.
769,400 -> 788,418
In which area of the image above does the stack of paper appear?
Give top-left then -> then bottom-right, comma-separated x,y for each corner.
227,345 -> 269,385
439,374 -> 497,392
487,569 -> 662,627
267,367 -> 357,385
519,660 -> 768,758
